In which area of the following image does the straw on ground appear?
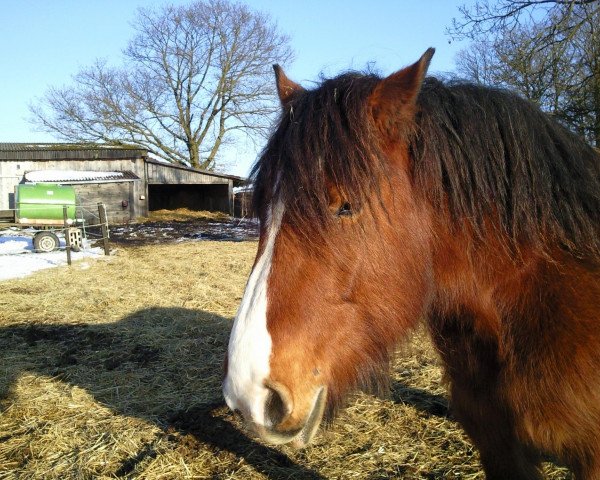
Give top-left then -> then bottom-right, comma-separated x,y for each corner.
0,240 -> 570,479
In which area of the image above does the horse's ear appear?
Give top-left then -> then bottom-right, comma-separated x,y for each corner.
273,64 -> 303,107
369,48 -> 435,136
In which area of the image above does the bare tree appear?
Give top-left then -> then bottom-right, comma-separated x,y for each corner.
30,0 -> 293,170
455,39 -> 500,85
450,1 -> 598,45
450,0 -> 600,146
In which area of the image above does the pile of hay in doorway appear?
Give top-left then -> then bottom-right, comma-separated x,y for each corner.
136,207 -> 231,223
0,240 -> 571,479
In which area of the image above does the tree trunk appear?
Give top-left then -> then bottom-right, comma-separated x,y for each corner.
188,142 -> 200,169
205,134 -> 223,170
204,101 -> 227,170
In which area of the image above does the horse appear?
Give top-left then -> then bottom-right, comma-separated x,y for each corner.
223,48 -> 600,479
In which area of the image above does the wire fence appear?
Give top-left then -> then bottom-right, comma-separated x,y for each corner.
0,203 -> 111,259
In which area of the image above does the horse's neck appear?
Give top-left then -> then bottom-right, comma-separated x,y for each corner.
430,216 -> 600,335
429,224 -> 543,332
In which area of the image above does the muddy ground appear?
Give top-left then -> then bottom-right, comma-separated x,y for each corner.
107,217 -> 259,246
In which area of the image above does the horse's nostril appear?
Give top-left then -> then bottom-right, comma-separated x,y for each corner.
264,380 -> 293,427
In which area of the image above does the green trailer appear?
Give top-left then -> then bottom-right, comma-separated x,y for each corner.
15,184 -> 77,225
0,184 -> 83,252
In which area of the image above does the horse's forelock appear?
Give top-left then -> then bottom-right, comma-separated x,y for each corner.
251,72 -> 390,237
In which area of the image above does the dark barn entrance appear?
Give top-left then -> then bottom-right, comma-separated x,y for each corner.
148,184 -> 231,213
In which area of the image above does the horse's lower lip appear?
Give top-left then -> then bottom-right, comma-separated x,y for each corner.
253,386 -> 327,447
290,386 -> 327,448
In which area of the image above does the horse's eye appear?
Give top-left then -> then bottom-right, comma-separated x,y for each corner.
337,202 -> 353,217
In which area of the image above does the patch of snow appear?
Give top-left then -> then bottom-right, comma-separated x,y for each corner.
0,230 -> 106,282
25,170 -> 126,182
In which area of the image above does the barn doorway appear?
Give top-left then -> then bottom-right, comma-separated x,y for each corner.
148,184 -> 231,213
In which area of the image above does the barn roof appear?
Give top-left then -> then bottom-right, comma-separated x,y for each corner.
145,158 -> 247,186
0,143 -> 147,160
0,143 -> 248,186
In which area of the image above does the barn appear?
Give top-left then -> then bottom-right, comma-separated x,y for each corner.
0,143 -> 246,224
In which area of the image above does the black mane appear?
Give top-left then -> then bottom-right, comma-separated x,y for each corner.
252,73 -> 600,257
413,78 -> 600,257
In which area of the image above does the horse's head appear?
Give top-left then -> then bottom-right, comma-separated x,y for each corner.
224,50 -> 436,447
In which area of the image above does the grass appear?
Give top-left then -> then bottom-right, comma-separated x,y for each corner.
0,240 -> 571,479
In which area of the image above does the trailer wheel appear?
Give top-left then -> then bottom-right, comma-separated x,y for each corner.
34,231 -> 60,252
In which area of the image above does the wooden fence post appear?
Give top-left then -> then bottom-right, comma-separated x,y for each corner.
98,203 -> 110,256
63,206 -> 72,266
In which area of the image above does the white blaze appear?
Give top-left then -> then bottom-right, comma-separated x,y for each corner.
223,201 -> 284,426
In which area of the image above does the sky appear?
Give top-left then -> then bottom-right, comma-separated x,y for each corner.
0,0 -> 473,176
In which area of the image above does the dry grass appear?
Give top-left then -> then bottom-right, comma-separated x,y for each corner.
0,241 -> 571,479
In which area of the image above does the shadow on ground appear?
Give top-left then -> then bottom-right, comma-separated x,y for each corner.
0,308 -> 322,478
0,307 -> 449,479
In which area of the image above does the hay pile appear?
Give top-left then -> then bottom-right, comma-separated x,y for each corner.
137,208 -> 231,223
0,241 -> 570,479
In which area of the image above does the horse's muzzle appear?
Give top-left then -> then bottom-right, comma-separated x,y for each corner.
244,384 -> 327,448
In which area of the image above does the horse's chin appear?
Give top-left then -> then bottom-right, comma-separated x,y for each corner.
253,386 -> 327,448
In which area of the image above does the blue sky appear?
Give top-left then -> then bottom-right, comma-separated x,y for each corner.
1,0 -> 472,175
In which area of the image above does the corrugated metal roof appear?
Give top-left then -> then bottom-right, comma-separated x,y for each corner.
23,169 -> 140,184
145,158 -> 248,186
0,143 -> 143,152
0,143 -> 147,160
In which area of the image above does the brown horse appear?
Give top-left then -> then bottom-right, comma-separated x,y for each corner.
223,49 -> 600,479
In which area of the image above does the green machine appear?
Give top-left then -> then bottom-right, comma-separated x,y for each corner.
15,184 -> 77,224
7,184 -> 82,252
